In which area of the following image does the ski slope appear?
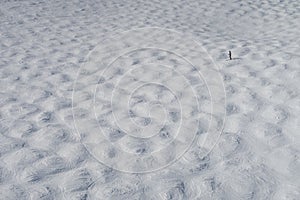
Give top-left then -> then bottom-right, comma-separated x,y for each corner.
0,0 -> 299,199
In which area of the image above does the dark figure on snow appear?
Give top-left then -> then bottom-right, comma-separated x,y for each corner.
229,51 -> 232,60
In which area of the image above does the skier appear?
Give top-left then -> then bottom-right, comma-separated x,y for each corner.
229,51 -> 232,60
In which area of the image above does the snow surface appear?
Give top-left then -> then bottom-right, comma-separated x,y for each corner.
0,0 -> 299,199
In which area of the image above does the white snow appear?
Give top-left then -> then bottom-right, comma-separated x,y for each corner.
0,0 -> 299,199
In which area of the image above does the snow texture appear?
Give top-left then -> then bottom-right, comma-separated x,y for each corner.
0,0 -> 299,199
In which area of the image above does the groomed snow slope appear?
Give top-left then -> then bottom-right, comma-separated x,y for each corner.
0,0 -> 299,199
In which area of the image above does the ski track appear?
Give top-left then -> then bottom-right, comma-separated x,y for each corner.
0,0 -> 299,199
